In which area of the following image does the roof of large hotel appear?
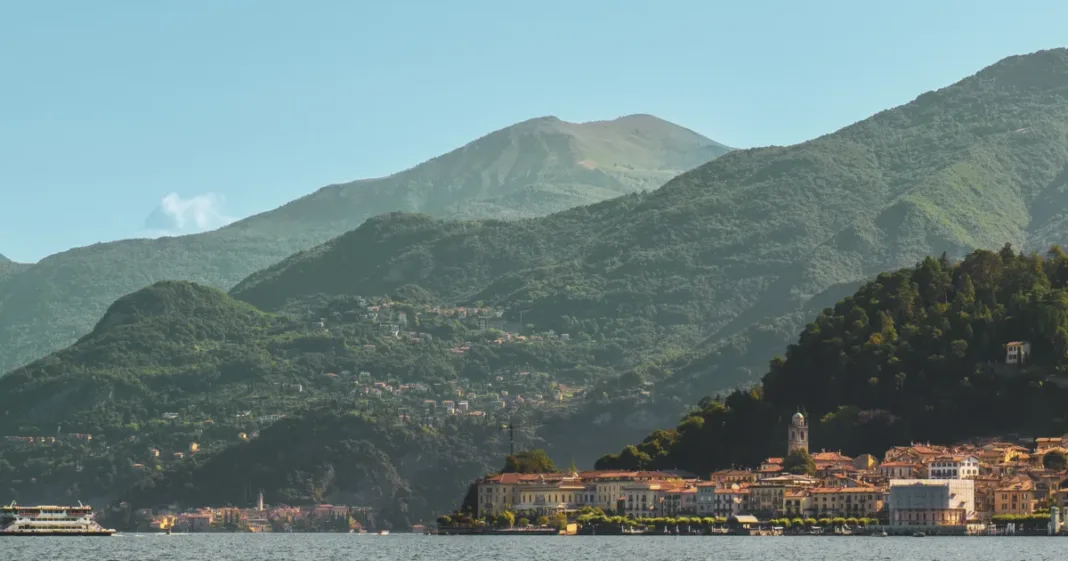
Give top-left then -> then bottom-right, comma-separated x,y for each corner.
482,470 -> 688,484
810,486 -> 878,494
878,461 -> 919,468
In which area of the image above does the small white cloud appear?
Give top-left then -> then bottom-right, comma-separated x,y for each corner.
143,192 -> 234,234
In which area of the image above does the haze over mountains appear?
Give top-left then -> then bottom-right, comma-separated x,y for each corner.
0,115 -> 728,374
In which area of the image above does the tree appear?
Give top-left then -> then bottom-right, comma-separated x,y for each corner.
535,515 -> 550,527
551,513 -> 568,530
783,449 -> 816,475
1043,450 -> 1068,471
503,449 -> 558,474
496,511 -> 515,528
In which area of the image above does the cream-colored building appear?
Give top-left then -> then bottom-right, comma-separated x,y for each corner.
745,475 -> 817,518
994,477 -> 1037,516
808,486 -> 885,518
477,473 -> 581,517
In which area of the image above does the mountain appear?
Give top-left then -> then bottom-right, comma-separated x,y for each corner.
233,48 -> 1068,399
8,48 -> 1068,516
0,276 -> 684,506
0,115 -> 728,374
0,254 -> 9,263
595,247 -> 1068,474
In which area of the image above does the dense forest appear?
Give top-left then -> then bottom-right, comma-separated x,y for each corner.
597,246 -> 1068,473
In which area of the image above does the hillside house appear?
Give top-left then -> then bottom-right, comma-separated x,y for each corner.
1006,341 -> 1031,365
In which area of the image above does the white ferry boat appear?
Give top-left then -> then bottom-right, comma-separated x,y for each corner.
0,502 -> 115,536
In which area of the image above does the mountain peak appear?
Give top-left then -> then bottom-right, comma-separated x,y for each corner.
976,47 -> 1068,85
91,281 -> 265,337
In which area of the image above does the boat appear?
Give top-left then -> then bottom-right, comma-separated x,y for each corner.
378,530 -> 390,536
912,532 -> 926,537
1,502 -> 115,536
872,530 -> 888,537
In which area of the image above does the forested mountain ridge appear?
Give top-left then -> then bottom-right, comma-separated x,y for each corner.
233,48 -> 1068,398
0,276 -> 687,510
0,115 -> 726,374
596,246 -> 1068,474
116,411 -> 505,530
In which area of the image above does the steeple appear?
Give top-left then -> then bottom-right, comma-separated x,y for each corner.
788,409 -> 809,454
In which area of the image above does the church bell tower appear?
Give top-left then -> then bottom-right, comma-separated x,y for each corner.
788,411 -> 808,454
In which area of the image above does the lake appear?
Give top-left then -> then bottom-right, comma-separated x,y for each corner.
4,533 -> 1066,560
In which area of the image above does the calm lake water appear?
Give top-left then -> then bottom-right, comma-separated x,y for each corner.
5,533 -> 1067,560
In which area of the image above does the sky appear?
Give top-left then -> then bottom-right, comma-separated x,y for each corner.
1,0 -> 1066,263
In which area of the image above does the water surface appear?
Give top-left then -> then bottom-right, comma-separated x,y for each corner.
5,533 -> 1064,561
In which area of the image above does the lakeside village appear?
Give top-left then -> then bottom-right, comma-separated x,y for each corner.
453,408 -> 1068,536
133,493 -> 399,534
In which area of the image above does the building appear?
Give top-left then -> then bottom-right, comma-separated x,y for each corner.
746,475 -> 817,518
622,481 -> 696,518
1006,341 -> 1031,365
788,412 -> 809,454
808,486 -> 885,518
711,485 -> 749,518
879,461 -> 919,480
1035,438 -> 1063,454
995,477 -> 1038,516
889,479 -> 975,527
695,482 -> 717,515
757,457 -> 784,479
885,444 -> 947,464
852,454 -> 879,471
515,476 -> 586,516
478,473 -> 581,517
710,469 -> 757,485
928,455 -> 980,480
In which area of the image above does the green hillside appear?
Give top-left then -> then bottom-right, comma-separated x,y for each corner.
114,411 -> 503,529
0,115 -> 726,374
0,277 -> 684,507
234,48 -> 1068,399
595,246 -> 1068,473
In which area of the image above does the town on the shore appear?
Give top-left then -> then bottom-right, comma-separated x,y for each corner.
132,493 -> 403,534
456,406 -> 1068,536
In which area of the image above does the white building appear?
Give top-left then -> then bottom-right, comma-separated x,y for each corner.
1006,341 -> 1031,365
712,485 -> 747,518
928,455 -> 979,479
889,479 -> 975,527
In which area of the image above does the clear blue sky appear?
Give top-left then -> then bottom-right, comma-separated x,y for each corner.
1,0 -> 1066,263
